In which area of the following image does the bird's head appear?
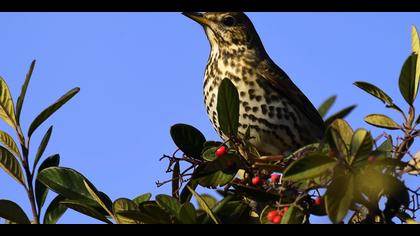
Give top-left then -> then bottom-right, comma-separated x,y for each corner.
182,12 -> 262,50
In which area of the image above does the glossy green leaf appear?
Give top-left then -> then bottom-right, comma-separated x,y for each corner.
35,154 -> 60,210
180,180 -> 198,204
0,146 -> 25,185
325,175 -> 354,224
84,180 -> 113,217
350,129 -> 373,165
199,194 -> 218,210
0,130 -> 21,159
170,123 -> 206,158
43,195 -> 67,224
28,87 -> 80,137
16,60 -> 36,125
0,77 -> 17,128
37,167 -> 98,206
187,186 -> 220,224
156,194 -> 181,219
281,205 -> 305,224
197,170 -> 235,188
172,161 -> 180,199
113,198 -> 140,224
399,54 -> 418,105
217,78 -> 240,136
61,200 -> 112,224
324,105 -> 356,126
364,114 -> 401,130
329,118 -> 353,152
178,202 -> 197,224
137,201 -> 172,224
411,25 -> 420,102
318,95 -> 337,118
202,141 -> 223,152
133,193 -> 152,205
353,81 -> 393,106
0,199 -> 30,224
33,126 -> 53,171
202,147 -> 218,161
283,153 -> 336,182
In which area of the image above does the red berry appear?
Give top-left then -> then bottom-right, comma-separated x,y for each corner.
272,215 -> 282,224
368,156 -> 375,163
215,146 -> 227,157
270,173 -> 280,183
267,210 -> 278,222
283,207 -> 289,213
314,197 -> 322,206
251,176 -> 261,186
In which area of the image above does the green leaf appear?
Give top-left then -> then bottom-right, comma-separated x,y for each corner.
217,78 -> 240,137
113,198 -> 140,224
37,167 -> 99,206
156,194 -> 182,219
399,53 -> 418,105
180,180 -> 198,204
413,26 -> 420,88
318,95 -> 337,118
33,126 -> 53,172
350,129 -> 373,165
170,123 -> 206,158
364,114 -> 401,130
0,77 -> 17,128
61,200 -> 112,224
0,146 -> 25,185
197,170 -> 235,188
324,105 -> 356,126
43,195 -> 67,224
187,186 -> 220,224
28,87 -> 80,138
133,193 -> 152,205
0,130 -> 21,159
353,81 -> 394,106
35,154 -> 60,210
178,202 -> 197,224
202,147 -> 218,161
172,161 -> 180,199
202,141 -> 223,152
325,175 -> 354,224
83,180 -> 113,217
0,199 -> 30,224
283,153 -> 336,182
383,175 -> 409,208
16,60 -> 36,125
329,118 -> 353,153
281,205 -> 305,224
137,201 -> 172,224
199,194 -> 218,210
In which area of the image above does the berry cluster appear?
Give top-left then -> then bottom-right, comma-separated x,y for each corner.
266,207 -> 289,224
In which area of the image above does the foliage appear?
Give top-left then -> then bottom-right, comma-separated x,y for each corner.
1,26 -> 420,224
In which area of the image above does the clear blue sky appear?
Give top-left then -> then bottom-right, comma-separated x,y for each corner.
0,12 -> 419,224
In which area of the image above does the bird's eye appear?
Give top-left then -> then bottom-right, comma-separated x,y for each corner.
222,16 -> 236,27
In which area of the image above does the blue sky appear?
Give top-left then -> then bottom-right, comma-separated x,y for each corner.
0,12 -> 419,224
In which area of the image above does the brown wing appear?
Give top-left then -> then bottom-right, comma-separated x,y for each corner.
257,59 -> 325,141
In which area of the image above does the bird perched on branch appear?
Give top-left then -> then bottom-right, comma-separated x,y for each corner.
183,12 -> 325,158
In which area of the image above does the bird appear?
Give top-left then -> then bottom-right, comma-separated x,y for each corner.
183,12 -> 325,158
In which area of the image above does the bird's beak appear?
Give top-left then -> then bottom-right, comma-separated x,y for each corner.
182,12 -> 209,26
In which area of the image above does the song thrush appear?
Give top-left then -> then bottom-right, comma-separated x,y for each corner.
183,12 -> 325,156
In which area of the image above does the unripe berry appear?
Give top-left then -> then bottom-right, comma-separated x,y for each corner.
215,146 -> 227,157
